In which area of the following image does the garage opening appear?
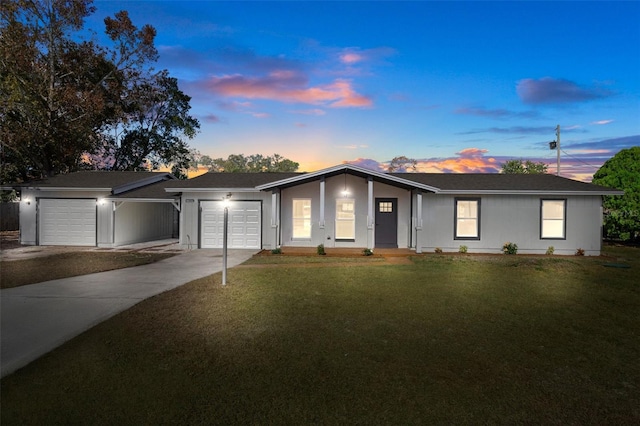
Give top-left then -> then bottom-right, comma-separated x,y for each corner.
38,198 -> 96,246
200,201 -> 261,249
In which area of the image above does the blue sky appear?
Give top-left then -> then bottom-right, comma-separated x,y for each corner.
90,1 -> 640,180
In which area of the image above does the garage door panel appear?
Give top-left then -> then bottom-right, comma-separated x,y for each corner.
200,201 -> 261,249
39,199 -> 96,246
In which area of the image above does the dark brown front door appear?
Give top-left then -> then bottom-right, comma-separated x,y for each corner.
375,198 -> 398,248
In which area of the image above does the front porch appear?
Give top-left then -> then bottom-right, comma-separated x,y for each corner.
261,247 -> 417,257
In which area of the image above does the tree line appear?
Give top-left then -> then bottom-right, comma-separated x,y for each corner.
1,0 -> 199,182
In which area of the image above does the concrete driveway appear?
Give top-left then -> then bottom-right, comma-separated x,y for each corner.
1,248 -> 256,378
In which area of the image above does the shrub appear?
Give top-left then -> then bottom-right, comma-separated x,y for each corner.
317,244 -> 326,255
575,248 -> 585,256
459,245 -> 468,254
434,247 -> 443,254
363,248 -> 373,256
546,246 -> 554,255
502,242 -> 518,255
271,248 -> 282,254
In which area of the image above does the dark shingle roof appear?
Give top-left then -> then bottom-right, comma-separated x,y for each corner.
390,173 -> 622,193
166,172 -> 304,189
111,180 -> 179,199
15,171 -> 173,193
9,167 -> 623,196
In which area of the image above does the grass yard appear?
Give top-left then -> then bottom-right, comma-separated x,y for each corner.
0,252 -> 176,289
1,246 -> 638,424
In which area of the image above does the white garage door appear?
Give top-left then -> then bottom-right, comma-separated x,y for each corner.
200,201 -> 261,249
39,198 -> 97,246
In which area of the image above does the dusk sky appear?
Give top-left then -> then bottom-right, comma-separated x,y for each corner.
89,1 -> 640,181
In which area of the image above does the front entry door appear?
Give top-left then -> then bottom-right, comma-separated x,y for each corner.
375,198 -> 398,248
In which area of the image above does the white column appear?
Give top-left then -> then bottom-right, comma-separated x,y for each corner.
271,191 -> 278,228
367,177 -> 374,249
416,191 -> 423,253
271,190 -> 280,249
319,177 -> 325,228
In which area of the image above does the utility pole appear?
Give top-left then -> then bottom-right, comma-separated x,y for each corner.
555,124 -> 560,176
549,125 -> 561,176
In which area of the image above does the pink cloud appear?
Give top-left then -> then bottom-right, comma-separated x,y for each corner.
456,148 -> 489,158
289,109 -> 326,116
340,52 -> 364,64
202,70 -> 372,108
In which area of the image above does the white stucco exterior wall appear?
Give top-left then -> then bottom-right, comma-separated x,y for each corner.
278,175 -> 412,248
18,189 -> 176,247
417,194 -> 604,255
19,189 -> 112,246
113,202 -> 175,246
179,191 -> 274,249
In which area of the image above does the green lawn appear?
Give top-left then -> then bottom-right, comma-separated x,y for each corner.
1,246 -> 638,424
1,251 -> 176,289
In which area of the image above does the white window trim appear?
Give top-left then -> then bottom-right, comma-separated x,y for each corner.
335,198 -> 355,240
454,198 -> 480,240
540,199 -> 566,240
292,198 -> 311,240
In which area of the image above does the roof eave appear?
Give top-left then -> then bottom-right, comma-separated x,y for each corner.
255,163 -> 441,192
21,186 -> 113,192
104,197 -> 179,202
111,172 -> 175,195
437,189 -> 625,196
164,187 -> 260,193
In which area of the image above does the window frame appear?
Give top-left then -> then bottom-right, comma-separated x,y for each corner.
540,199 -> 567,240
454,198 -> 481,240
335,198 -> 355,241
292,198 -> 312,240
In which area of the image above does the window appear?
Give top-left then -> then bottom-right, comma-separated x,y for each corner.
541,199 -> 566,239
379,202 -> 393,213
455,198 -> 480,240
292,199 -> 311,239
336,199 -> 355,240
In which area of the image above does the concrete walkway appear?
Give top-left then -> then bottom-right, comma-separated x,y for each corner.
0,249 -> 256,378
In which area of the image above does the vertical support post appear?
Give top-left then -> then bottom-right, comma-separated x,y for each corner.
367,177 -> 374,249
416,191 -> 423,254
319,176 -> 325,228
222,204 -> 228,286
271,191 -> 278,227
271,190 -> 279,249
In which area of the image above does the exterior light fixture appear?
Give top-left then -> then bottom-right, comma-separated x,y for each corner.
341,172 -> 349,197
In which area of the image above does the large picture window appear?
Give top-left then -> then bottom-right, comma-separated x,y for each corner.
455,198 -> 480,240
335,199 -> 355,240
541,199 -> 566,239
292,199 -> 311,239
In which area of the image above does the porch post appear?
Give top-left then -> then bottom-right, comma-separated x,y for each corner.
271,190 -> 280,248
319,176 -> 325,229
367,177 -> 374,249
416,191 -> 423,254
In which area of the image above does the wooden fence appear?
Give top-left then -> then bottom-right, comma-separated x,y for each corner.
1,202 -> 19,231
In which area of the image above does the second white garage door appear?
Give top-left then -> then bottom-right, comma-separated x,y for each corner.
38,198 -> 97,246
200,201 -> 261,249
